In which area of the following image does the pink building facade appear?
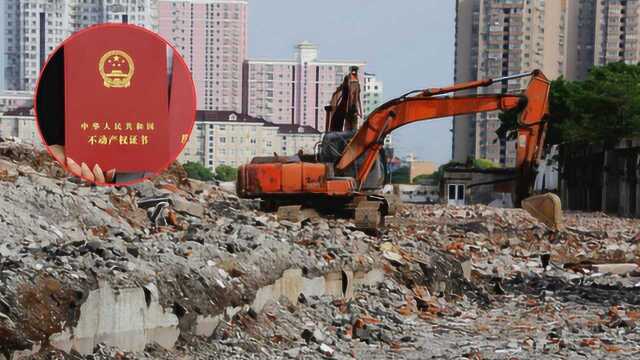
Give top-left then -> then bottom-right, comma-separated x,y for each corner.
158,0 -> 247,112
243,42 -> 365,132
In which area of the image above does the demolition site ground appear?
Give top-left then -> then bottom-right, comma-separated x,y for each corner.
0,139 -> 639,359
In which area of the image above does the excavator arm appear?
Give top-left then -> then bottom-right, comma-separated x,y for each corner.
336,70 -> 551,203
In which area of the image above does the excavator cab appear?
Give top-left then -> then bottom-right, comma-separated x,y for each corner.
317,131 -> 388,190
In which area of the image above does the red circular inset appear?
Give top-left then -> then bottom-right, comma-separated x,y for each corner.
34,23 -> 196,186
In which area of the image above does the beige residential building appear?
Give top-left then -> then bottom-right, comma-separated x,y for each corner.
453,0 -> 567,167
275,124 -> 322,156
563,0 -> 598,80
409,160 -> 437,183
593,0 -> 640,66
562,0 -> 640,79
179,111 -> 278,169
179,111 -> 322,170
454,0 -> 640,167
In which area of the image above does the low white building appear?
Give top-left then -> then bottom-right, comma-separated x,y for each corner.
0,107 -> 40,146
0,108 -> 323,171
363,72 -> 383,117
399,184 -> 439,204
276,124 -> 322,156
180,111 -> 323,170
180,111 -> 279,170
0,91 -> 32,114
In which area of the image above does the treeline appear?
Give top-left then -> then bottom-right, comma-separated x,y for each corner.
184,162 -> 237,182
498,62 -> 640,148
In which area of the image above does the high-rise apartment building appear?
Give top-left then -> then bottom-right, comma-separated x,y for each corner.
1,0 -> 158,91
454,0 -> 640,166
158,0 -> 247,112
69,1 -> 158,31
561,0 -> 640,80
243,42 -> 366,132
0,2 -> 6,91
362,72 -> 392,154
453,0 -> 567,166
3,0 -> 70,90
363,72 -> 384,117
564,0 -> 598,80
593,0 -> 640,65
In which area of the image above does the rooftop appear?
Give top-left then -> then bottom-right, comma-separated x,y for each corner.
196,111 -> 277,126
2,107 -> 34,116
444,166 -> 517,175
246,58 -> 367,66
0,91 -> 32,99
276,124 -> 321,135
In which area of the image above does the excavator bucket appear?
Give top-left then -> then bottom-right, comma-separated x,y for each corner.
521,193 -> 563,231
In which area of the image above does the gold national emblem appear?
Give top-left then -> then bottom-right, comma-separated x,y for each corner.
99,50 -> 134,88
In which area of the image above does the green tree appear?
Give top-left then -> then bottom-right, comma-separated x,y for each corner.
498,62 -> 640,149
390,166 -> 410,184
215,165 -> 238,182
183,161 -> 214,181
412,174 -> 432,184
430,161 -> 464,184
472,158 -> 500,169
395,159 -> 500,186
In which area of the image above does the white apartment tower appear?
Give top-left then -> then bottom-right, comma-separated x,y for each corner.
0,2 -> 6,91
453,0 -> 567,166
594,0 -> 640,65
363,72 -> 384,117
3,0 -> 70,90
1,0 -> 158,91
69,1 -> 159,31
454,0 -> 640,167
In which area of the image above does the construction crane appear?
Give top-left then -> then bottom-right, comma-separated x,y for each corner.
236,69 -> 562,230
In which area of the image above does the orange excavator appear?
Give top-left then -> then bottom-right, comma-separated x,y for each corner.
237,69 -> 562,230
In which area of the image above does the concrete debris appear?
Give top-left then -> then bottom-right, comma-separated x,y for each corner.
0,139 -> 640,359
592,263 -> 639,275
318,343 -> 334,356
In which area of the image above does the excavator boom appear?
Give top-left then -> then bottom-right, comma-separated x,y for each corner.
337,71 -> 551,192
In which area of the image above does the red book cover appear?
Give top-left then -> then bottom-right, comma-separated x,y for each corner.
64,24 -> 170,173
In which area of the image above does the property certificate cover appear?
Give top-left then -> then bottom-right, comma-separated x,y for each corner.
64,24 -> 170,173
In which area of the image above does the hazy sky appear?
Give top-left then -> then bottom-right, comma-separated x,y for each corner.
248,0 -> 456,165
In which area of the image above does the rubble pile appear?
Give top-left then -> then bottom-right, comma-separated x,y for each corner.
0,139 -> 640,359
